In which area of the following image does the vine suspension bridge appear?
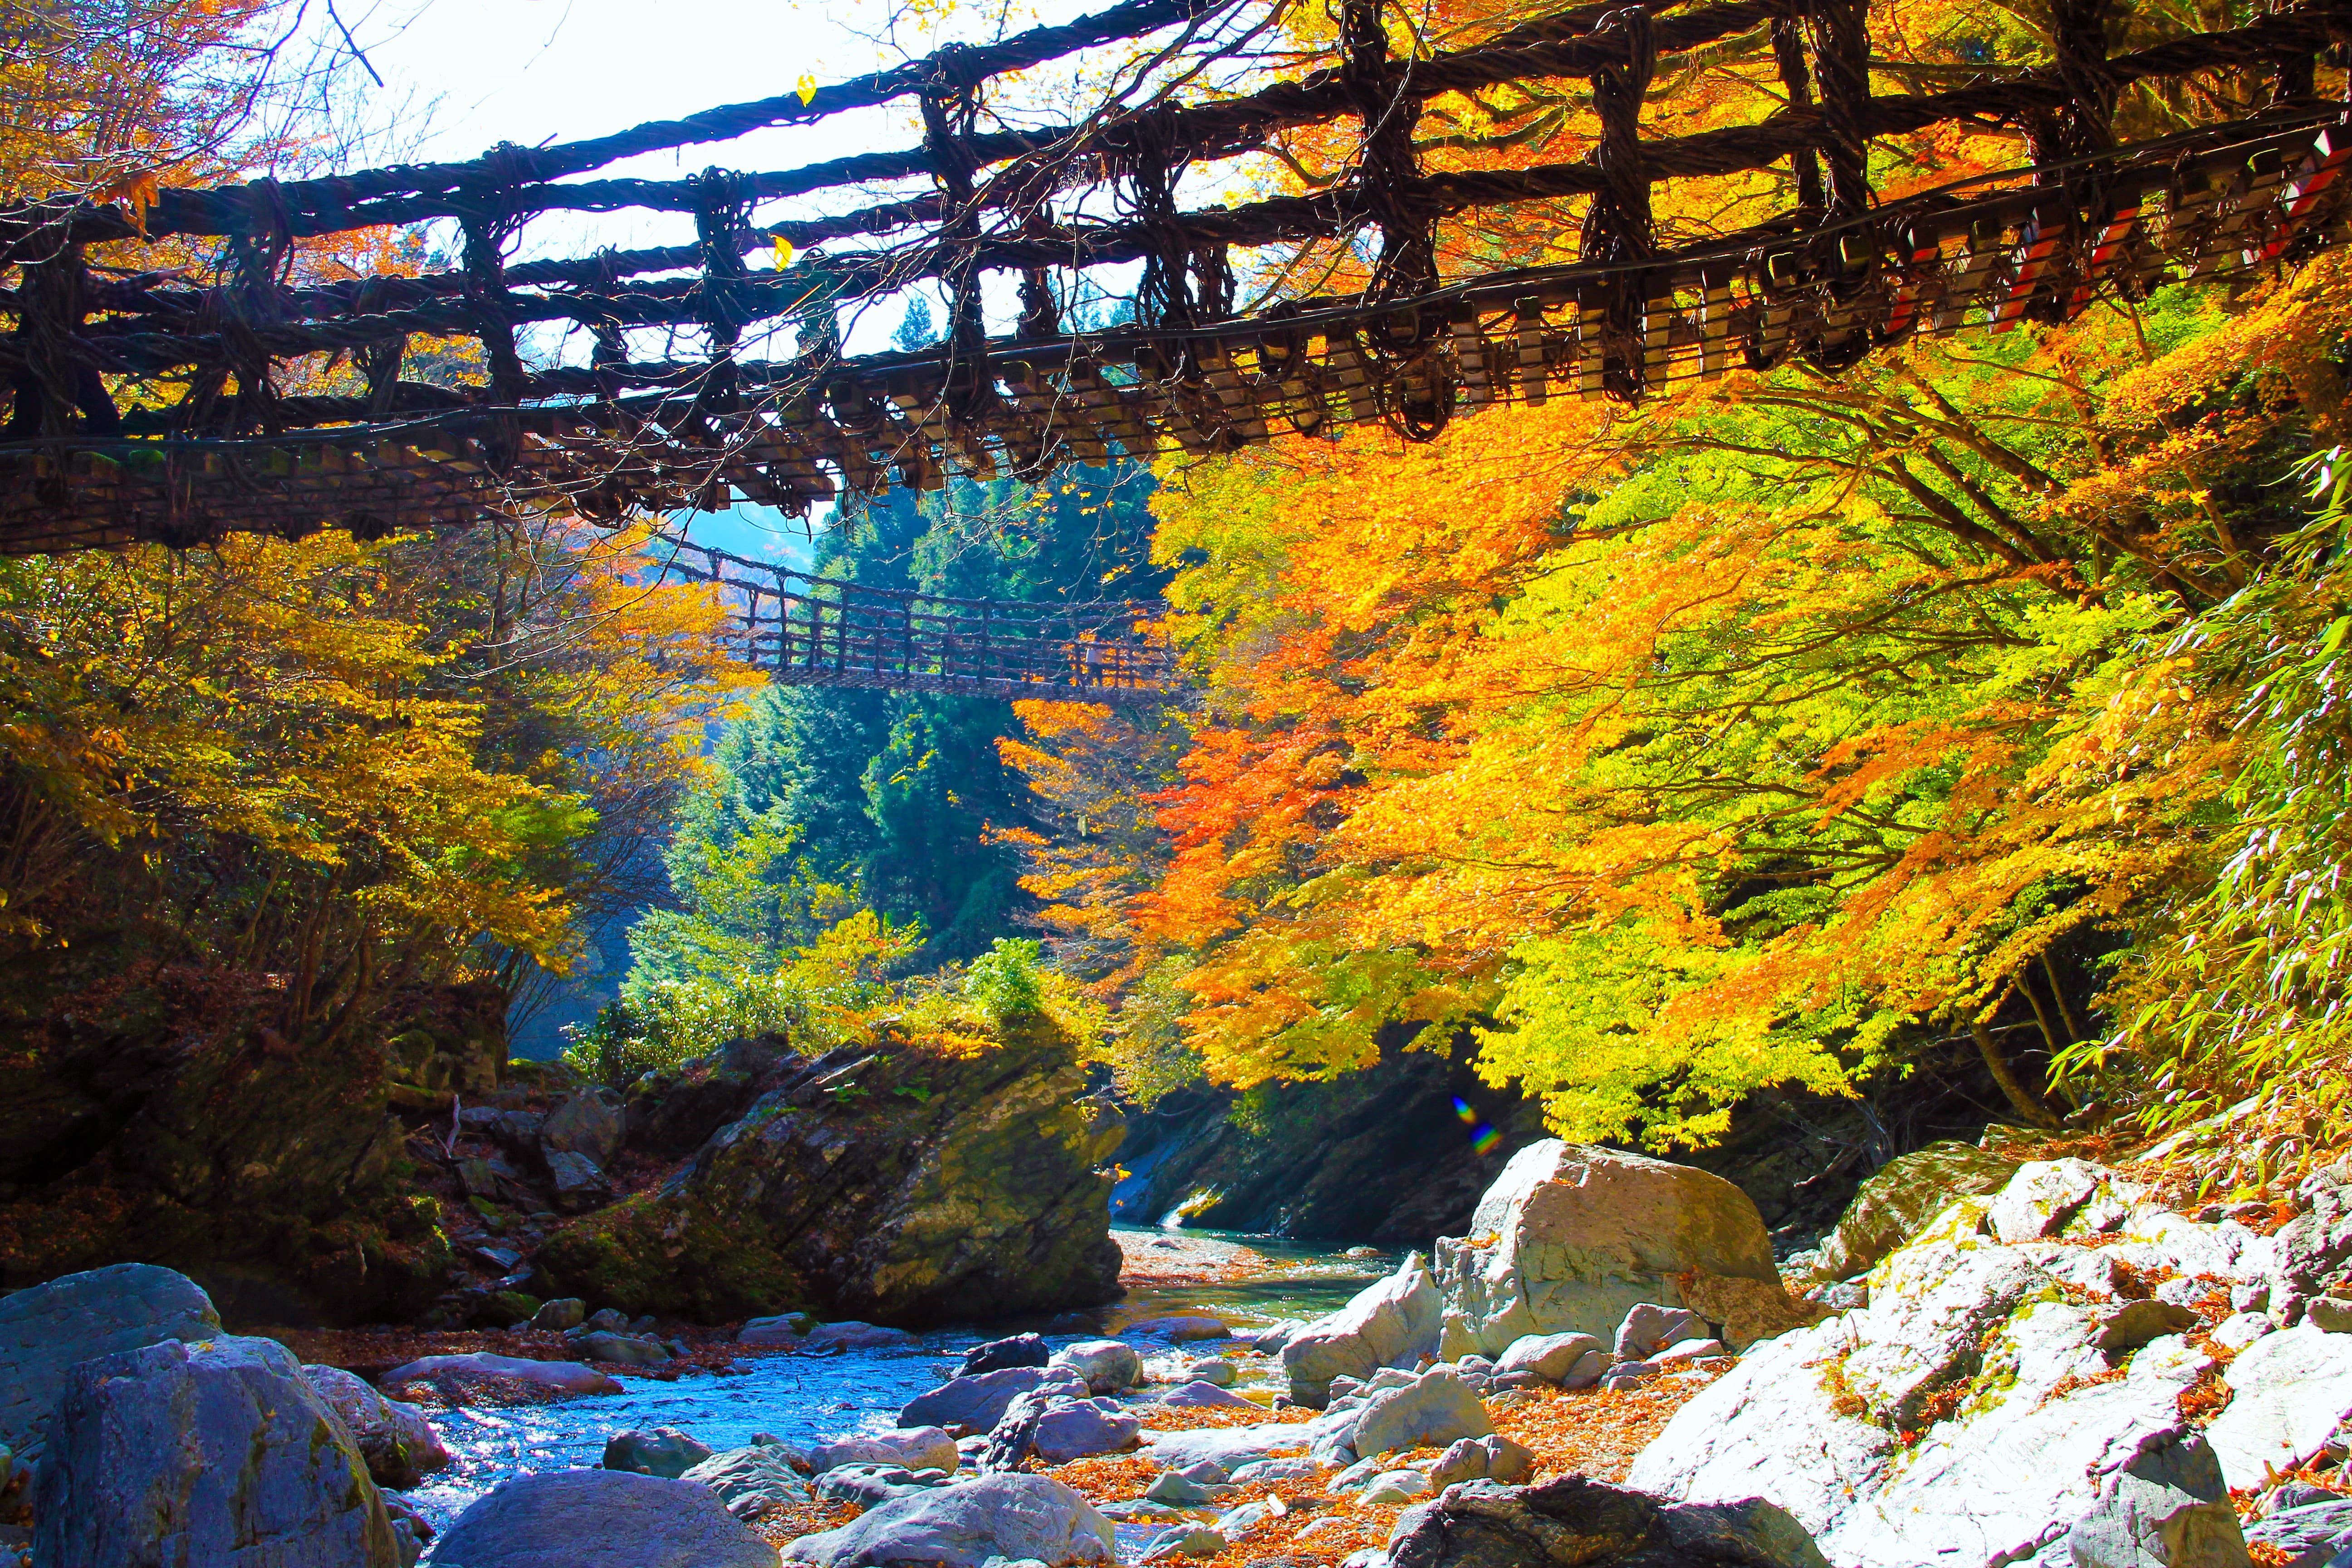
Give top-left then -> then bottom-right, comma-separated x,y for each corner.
659,542 -> 1176,703
5,0 -> 2352,697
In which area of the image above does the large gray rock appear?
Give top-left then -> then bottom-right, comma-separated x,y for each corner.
1032,1399 -> 1142,1463
623,1032 -> 797,1156
2265,1161 -> 2352,1325
2245,1499 -> 2352,1568
33,1334 -> 402,1568
537,1033 -> 1124,1325
1142,1421 -> 1312,1471
533,1297 -> 588,1331
1615,1303 -> 1707,1361
2064,1429 -> 2249,1568
1163,1379 -> 1256,1407
980,1382 -> 1142,1469
1386,1474 -> 1829,1568
1049,1338 -> 1143,1394
806,1321 -> 918,1352
816,1463 -> 947,1508
902,1366 -> 1084,1435
738,1310 -> 816,1346
432,1468 -> 777,1567
681,1445 -> 813,1521
1172,1355 -> 1237,1386
0,1262 -> 220,1466
1427,1435 -> 1536,1488
380,1350 -> 622,1396
1987,1160 -> 2141,1245
301,1364 -> 451,1489
1143,1524 -> 1228,1561
1494,1331 -> 1606,1385
1280,1252 -> 1443,1406
547,1149 -> 614,1210
1123,1314 -> 1230,1343
1350,1367 -> 1495,1460
570,1329 -> 671,1367
780,1472 -> 1115,1568
1435,1141 -> 1808,1361
2204,1322 -> 2352,1489
809,1426 -> 959,1475
1629,1162 -> 2259,1568
605,1426 -> 716,1479
541,1088 -> 626,1166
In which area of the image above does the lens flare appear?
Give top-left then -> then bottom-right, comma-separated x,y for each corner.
1451,1096 -> 1502,1155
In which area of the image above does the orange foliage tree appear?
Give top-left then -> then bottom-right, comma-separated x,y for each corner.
997,0 -> 2352,1146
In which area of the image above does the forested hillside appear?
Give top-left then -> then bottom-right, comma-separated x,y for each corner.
648,453 -> 1163,974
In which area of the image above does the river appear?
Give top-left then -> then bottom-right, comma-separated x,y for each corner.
404,1227 -> 1389,1548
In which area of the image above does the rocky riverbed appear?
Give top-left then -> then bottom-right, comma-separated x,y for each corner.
325,1227 -> 1393,1540
10,1133 -> 2352,1568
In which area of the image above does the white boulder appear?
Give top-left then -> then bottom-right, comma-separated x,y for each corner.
1494,1331 -> 1607,1384
1986,1159 -> 2142,1244
1434,1141 -> 1807,1360
1348,1367 -> 1495,1460
1049,1339 -> 1144,1394
781,1472 -> 1115,1568
2205,1322 -> 2352,1489
808,1427 -> 959,1476
1629,1160 -> 2263,1568
1279,1253 -> 1443,1406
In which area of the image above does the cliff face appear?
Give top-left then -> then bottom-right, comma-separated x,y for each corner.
0,972 -> 493,1323
538,1018 -> 1126,1325
1112,1053 -> 1545,1245
1112,1043 -> 1997,1256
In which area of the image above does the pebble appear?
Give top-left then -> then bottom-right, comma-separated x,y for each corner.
1142,1526 -> 1225,1562
1361,1470 -> 1430,1505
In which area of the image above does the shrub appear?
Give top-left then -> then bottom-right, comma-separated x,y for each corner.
563,908 -> 920,1087
963,938 -> 1046,1021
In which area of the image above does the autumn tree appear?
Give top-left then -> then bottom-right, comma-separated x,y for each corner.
963,0 -> 2352,1152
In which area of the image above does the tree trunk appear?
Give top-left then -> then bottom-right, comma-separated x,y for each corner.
1972,1015 -> 2062,1129
2039,951 -> 2088,1044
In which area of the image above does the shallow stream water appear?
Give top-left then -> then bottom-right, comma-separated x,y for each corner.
407,1227 -> 1389,1550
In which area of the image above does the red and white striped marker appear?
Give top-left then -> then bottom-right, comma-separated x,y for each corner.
2067,203 -> 2142,318
1992,216 -> 2063,333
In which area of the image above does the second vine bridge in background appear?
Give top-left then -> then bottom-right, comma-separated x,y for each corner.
657,539 -> 1179,701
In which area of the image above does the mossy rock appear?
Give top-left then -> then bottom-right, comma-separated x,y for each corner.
480,1291 -> 542,1327
502,1058 -> 583,1093
1813,1144 -> 2024,1283
539,1019 -> 1123,1325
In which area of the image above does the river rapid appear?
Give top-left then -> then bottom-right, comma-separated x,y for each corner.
405,1227 -> 1390,1546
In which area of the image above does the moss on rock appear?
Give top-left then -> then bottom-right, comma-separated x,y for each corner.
538,1016 -> 1123,1324
0,974 -> 483,1323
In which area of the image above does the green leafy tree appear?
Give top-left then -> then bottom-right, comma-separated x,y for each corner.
628,809 -> 863,987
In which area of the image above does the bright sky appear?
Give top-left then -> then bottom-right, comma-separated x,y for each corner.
321,0 -> 1071,557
